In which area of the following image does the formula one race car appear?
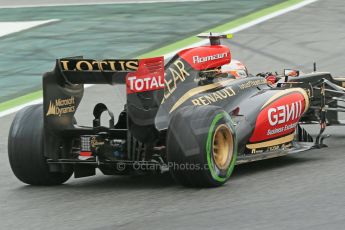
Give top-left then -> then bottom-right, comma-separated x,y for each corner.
8,33 -> 345,187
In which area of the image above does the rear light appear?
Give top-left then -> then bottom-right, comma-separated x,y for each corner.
80,136 -> 91,152
79,135 -> 104,160
79,151 -> 92,157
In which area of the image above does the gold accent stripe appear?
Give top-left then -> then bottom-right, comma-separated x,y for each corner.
169,78 -> 235,113
261,88 -> 310,113
246,133 -> 295,150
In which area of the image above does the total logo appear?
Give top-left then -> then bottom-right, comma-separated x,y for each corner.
127,75 -> 164,93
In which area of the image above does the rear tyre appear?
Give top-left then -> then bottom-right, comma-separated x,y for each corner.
8,104 -> 72,185
167,106 -> 237,187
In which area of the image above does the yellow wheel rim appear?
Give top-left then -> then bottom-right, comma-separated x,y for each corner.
212,124 -> 233,170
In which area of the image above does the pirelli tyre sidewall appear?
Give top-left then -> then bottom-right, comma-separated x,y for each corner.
8,104 -> 72,186
167,105 -> 237,187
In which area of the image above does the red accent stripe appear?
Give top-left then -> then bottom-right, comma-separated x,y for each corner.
80,151 -> 92,157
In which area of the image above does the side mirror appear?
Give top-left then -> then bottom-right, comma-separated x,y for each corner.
284,69 -> 300,82
284,69 -> 300,77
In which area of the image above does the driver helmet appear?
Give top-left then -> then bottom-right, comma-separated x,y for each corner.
221,59 -> 248,78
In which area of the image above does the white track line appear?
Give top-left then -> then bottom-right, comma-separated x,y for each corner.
1,99 -> 43,117
0,0 -> 318,118
0,19 -> 59,38
0,0 -> 210,9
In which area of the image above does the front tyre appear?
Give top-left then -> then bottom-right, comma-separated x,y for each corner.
167,106 -> 237,187
8,104 -> 72,185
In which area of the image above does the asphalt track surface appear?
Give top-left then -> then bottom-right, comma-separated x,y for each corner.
1,0 -> 345,229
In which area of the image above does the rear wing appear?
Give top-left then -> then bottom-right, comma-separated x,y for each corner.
59,58 -> 139,84
56,57 -> 164,89
43,56 -> 164,112
43,56 -> 165,159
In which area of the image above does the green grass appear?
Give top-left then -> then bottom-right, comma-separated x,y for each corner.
0,90 -> 42,111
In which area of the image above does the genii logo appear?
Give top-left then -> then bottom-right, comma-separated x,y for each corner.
268,100 -> 303,126
126,57 -> 165,94
249,91 -> 307,142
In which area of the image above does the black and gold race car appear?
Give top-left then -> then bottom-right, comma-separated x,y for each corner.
8,33 -> 345,187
